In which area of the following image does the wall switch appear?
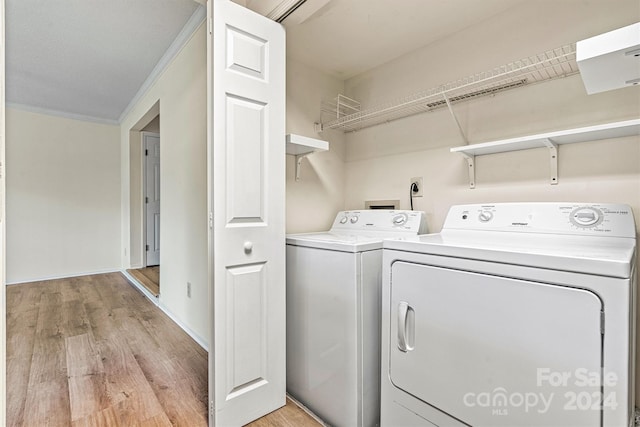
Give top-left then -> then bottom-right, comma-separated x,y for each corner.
411,177 -> 423,197
187,282 -> 191,298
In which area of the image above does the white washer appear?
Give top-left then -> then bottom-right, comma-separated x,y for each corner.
287,210 -> 427,427
381,203 -> 637,427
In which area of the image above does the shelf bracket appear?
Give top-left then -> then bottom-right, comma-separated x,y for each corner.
294,154 -> 309,181
460,152 -> 476,189
443,92 -> 468,145
287,134 -> 329,181
541,138 -> 558,185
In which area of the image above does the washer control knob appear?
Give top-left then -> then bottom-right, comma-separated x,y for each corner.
350,216 -> 359,224
571,207 -> 601,227
478,211 -> 493,222
339,216 -> 348,224
393,214 -> 408,226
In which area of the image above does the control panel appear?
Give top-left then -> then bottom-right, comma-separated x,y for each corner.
444,203 -> 636,238
331,210 -> 428,234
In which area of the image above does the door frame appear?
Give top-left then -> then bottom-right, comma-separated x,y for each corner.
142,131 -> 160,268
127,102 -> 159,270
0,0 -> 6,421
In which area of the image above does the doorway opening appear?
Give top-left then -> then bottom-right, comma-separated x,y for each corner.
127,101 -> 161,297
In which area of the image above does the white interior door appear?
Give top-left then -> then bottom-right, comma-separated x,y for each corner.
208,1 -> 286,425
144,132 -> 160,267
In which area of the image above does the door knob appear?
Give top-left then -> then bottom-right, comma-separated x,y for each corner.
244,241 -> 253,254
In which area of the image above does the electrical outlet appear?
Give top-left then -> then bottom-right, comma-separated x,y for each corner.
187,282 -> 191,298
411,177 -> 423,197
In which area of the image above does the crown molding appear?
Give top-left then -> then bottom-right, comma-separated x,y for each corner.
117,5 -> 206,124
6,103 -> 119,125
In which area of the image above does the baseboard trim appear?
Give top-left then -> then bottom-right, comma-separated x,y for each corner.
121,269 -> 159,300
6,268 -> 121,286
286,394 -> 328,426
157,301 -> 208,351
120,270 -> 208,352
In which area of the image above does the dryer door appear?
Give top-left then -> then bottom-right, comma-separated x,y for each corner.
389,262 -> 603,427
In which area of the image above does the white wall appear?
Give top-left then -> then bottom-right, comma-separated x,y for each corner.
120,25 -> 208,345
342,0 -> 640,227
340,0 -> 640,403
286,58 -> 346,233
6,108 -> 121,283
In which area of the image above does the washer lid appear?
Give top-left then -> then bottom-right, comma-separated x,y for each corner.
286,232 -> 394,252
384,230 -> 636,278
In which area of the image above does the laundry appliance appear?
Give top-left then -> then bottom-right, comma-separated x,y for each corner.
287,209 -> 427,427
381,203 -> 636,427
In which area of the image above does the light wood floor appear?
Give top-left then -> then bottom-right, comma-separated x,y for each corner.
7,272 -> 321,427
126,266 -> 160,297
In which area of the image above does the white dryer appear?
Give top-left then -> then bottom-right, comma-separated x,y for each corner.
287,210 -> 427,427
381,203 -> 636,427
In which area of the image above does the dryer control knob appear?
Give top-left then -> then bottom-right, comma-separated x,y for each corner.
393,214 -> 408,226
339,216 -> 348,224
571,207 -> 601,227
350,216 -> 359,224
478,211 -> 493,222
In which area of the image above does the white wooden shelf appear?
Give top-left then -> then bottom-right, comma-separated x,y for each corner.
286,134 -> 328,155
450,119 -> 640,188
451,119 -> 640,156
285,134 -> 329,181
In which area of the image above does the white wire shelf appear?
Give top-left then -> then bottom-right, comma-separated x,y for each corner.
320,44 -> 578,133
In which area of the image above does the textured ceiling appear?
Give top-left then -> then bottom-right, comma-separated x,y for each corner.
6,0 -> 526,123
286,0 -> 525,79
6,0 -> 201,122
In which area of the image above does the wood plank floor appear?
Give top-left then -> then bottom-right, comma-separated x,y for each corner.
7,272 -> 321,427
126,266 -> 160,297
248,398 -> 323,427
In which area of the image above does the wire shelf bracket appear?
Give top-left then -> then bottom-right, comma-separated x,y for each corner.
443,92 -> 468,145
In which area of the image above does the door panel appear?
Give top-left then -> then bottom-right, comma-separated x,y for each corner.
225,95 -> 265,224
209,1 -> 285,425
144,133 -> 160,266
225,262 -> 268,396
226,26 -> 266,79
389,262 -> 602,427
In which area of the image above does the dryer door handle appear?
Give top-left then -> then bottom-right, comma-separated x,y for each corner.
397,301 -> 415,352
